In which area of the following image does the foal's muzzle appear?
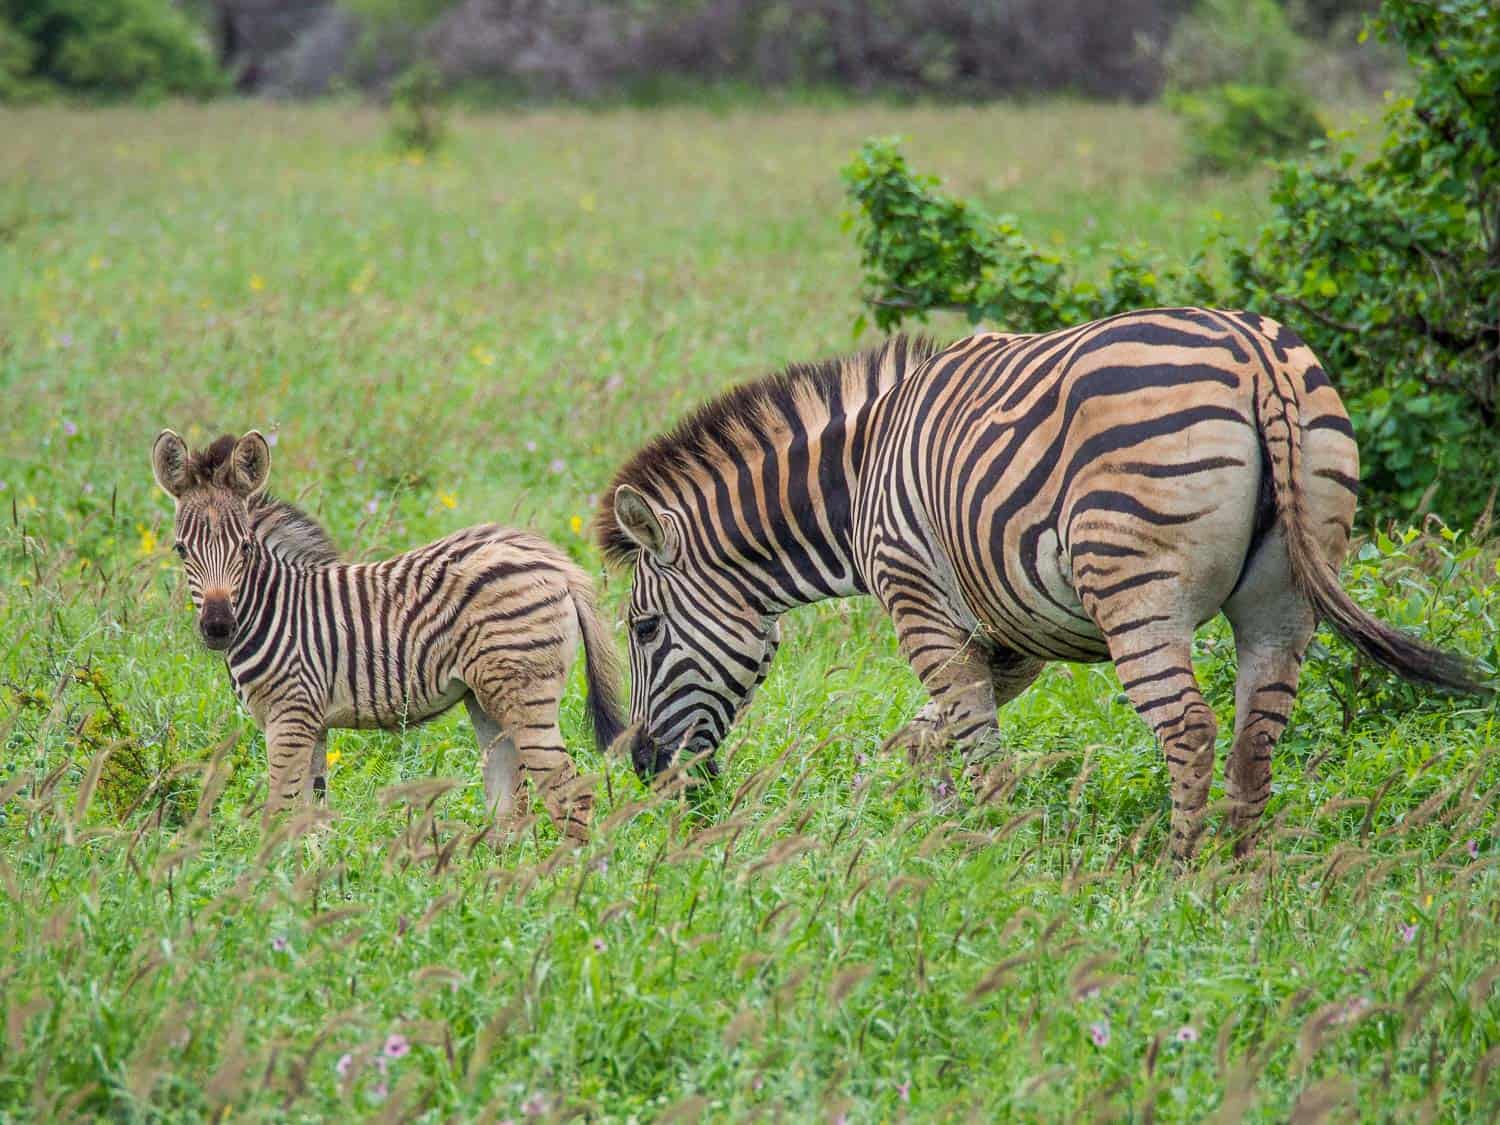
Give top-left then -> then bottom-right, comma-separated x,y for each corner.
199,600 -> 235,651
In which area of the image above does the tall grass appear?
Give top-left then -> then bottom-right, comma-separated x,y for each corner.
1,102 -> 1496,1120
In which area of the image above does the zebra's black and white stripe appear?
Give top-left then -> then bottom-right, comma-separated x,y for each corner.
153,430 -> 623,839
598,308 -> 1487,858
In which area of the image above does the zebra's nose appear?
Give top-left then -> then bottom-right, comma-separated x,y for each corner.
200,606 -> 235,649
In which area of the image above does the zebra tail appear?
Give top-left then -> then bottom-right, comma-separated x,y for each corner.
568,575 -> 628,753
1256,365 -> 1491,697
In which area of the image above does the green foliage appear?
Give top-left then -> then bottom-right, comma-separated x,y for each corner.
844,0 -> 1500,523
0,16 -> 37,102
842,138 -> 1219,335
1230,0 -> 1500,516
1173,82 -> 1326,172
1163,0 -> 1308,92
387,60 -> 449,156
1163,0 -> 1325,174
0,0 -> 222,100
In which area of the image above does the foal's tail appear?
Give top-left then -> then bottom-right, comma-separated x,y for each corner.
567,572 -> 627,753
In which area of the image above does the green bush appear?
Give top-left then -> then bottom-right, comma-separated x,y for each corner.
1162,0 -> 1307,92
387,60 -> 448,156
1163,0 -> 1325,174
0,16 -> 37,101
843,0 -> 1500,525
1,0 -> 222,100
1173,82 -> 1326,172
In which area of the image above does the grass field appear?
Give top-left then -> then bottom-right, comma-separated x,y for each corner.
2,101 -> 1499,1121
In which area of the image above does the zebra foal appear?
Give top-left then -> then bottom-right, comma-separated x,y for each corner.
597,308 -> 1489,860
152,429 -> 623,840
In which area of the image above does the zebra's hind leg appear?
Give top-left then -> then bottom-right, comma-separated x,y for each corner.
1106,633 -> 1219,862
463,692 -> 523,826
1223,528 -> 1316,857
467,679 -> 592,846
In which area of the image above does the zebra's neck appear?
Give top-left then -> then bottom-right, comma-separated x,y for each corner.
694,340 -> 937,615
224,545 -> 322,680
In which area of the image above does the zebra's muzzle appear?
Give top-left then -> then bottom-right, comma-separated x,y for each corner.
630,731 -> 676,780
199,598 -> 235,651
630,727 -> 721,782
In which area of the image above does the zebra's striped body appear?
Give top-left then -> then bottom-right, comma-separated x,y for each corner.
599,308 -> 1484,858
153,431 -> 623,840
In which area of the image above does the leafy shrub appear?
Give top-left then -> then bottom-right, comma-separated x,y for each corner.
1162,0 -> 1307,92
0,15 -> 37,101
1162,0 -> 1325,173
1173,82 -> 1326,172
844,0 -> 1500,525
842,137 -> 1217,335
387,60 -> 448,156
1,0 -> 222,100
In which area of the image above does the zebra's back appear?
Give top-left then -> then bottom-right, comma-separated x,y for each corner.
861,307 -> 1358,663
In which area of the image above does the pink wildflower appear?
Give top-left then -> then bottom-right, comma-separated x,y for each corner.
1089,1021 -> 1110,1047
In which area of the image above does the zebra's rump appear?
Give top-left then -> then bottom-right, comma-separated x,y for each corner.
870,308 -> 1356,661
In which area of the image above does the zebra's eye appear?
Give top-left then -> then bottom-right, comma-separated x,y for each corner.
173,542 -> 187,558
632,616 -> 661,644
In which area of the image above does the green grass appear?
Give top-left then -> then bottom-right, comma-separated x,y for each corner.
1,101 -> 1498,1121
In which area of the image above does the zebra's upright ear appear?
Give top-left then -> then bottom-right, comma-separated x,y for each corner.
228,430 -> 271,499
613,484 -> 678,564
152,429 -> 190,498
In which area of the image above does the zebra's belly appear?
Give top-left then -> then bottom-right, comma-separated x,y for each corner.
322,678 -> 469,731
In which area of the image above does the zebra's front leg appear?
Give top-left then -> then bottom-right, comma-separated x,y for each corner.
263,711 -> 322,820
309,735 -> 328,805
878,588 -> 1005,773
880,700 -> 949,764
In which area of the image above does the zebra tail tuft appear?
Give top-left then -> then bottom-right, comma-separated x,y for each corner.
569,577 -> 628,753
1257,366 -> 1492,697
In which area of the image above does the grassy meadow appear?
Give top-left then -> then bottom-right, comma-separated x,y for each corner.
2,101 -> 1499,1121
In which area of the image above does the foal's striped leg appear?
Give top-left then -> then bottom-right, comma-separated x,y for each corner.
468,678 -> 592,845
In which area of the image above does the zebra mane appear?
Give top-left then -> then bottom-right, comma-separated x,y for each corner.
595,334 -> 941,565
250,494 -> 341,566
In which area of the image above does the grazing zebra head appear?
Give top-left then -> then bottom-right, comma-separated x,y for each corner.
151,429 -> 271,651
608,484 -> 782,778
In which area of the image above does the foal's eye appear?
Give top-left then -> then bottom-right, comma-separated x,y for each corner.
632,616 -> 661,644
173,542 -> 187,558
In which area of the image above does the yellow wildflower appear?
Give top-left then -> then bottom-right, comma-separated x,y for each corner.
326,750 -> 343,767
137,524 -> 158,556
579,193 -> 596,213
249,274 -> 266,292
349,262 -> 375,295
438,491 -> 457,510
471,345 -> 495,367
569,515 -> 584,536
87,255 -> 104,272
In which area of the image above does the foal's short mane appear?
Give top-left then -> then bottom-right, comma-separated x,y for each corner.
190,435 -> 341,566
594,334 -> 940,565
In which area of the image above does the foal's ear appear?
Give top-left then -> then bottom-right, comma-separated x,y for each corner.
152,429 -> 190,498
228,430 -> 271,499
613,484 -> 678,564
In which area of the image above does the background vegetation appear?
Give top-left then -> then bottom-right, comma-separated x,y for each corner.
845,0 -> 1500,523
2,92 -> 1498,1118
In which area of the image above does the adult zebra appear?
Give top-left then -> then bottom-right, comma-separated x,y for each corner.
152,430 -> 623,839
597,308 -> 1488,859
